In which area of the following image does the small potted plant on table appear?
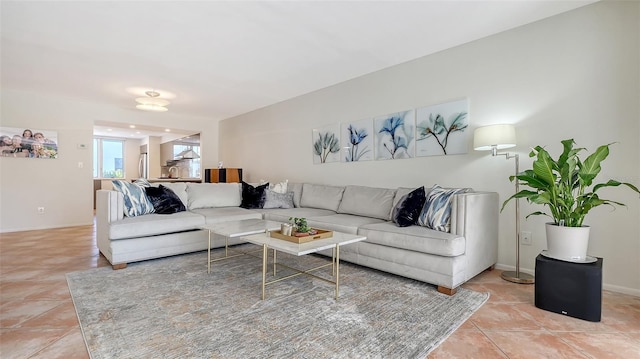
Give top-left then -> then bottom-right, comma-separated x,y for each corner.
289,217 -> 316,237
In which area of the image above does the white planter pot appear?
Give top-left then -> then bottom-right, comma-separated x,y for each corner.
545,223 -> 590,262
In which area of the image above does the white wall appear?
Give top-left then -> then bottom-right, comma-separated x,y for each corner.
219,2 -> 640,294
0,90 -> 217,232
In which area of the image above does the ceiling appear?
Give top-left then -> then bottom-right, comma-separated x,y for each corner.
2,1 -> 597,137
92,121 -> 199,142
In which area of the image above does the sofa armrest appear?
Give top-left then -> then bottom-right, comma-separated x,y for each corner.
451,191 -> 499,281
96,190 -> 124,263
97,190 -> 124,223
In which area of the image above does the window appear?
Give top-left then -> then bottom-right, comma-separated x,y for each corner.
94,138 -> 125,178
173,144 -> 201,178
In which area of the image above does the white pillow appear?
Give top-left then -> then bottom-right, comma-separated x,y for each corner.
259,179 -> 288,194
270,179 -> 288,194
186,183 -> 241,209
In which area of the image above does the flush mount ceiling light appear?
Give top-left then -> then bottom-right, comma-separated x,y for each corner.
136,90 -> 169,112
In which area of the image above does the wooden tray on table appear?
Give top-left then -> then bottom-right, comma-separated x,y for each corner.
269,228 -> 333,244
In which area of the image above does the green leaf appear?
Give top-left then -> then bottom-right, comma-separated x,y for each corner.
557,139 -> 575,169
513,170 -> 549,190
532,148 -> 556,186
525,211 -> 551,220
500,190 -> 538,212
579,143 -> 611,187
592,179 -> 640,194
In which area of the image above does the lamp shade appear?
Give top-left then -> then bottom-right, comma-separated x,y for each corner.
473,124 -> 516,151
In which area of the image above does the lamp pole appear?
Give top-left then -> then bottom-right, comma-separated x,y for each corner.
497,150 -> 534,284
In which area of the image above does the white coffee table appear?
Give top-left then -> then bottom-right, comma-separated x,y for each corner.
242,231 -> 366,300
200,219 -> 281,273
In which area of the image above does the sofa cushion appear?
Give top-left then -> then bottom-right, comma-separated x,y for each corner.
110,211 -> 205,240
418,185 -> 470,232
144,185 -> 186,214
261,208 -> 337,223
337,185 -> 396,220
391,186 -> 426,227
111,180 -> 155,217
191,207 -> 262,224
186,183 -> 241,209
300,183 -> 345,211
288,183 -> 304,207
358,221 -> 466,257
262,189 -> 294,209
306,214 -> 386,235
240,182 -> 268,209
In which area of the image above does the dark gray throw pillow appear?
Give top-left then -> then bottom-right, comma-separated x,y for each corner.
144,185 -> 186,214
392,186 -> 427,227
240,182 -> 269,209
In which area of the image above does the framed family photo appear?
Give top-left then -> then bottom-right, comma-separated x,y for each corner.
0,126 -> 58,159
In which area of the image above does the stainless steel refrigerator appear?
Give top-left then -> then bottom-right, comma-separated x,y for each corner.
138,144 -> 148,179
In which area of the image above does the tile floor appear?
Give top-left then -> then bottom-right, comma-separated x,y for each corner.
1,223 -> 639,358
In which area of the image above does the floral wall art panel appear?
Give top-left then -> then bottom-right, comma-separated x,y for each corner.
1,126 -> 58,159
374,110 -> 415,160
415,98 -> 469,157
341,118 -> 374,162
312,124 -> 341,164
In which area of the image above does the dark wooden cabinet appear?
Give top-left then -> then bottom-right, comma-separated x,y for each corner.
204,168 -> 242,183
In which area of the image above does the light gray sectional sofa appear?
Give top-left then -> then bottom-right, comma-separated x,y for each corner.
96,182 -> 498,294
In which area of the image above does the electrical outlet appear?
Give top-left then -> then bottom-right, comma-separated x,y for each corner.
37,207 -> 45,214
521,231 -> 532,245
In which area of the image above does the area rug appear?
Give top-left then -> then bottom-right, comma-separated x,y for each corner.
67,246 -> 489,359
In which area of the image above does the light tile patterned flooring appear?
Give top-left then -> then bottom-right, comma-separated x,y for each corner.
1,223 -> 639,358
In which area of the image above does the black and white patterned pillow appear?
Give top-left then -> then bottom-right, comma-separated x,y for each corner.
112,180 -> 155,217
418,185 -> 470,232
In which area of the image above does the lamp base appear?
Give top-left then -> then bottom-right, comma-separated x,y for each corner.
501,270 -> 535,284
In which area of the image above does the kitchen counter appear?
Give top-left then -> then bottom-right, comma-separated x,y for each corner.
148,178 -> 202,183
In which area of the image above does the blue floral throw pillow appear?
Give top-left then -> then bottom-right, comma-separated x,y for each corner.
112,180 -> 155,217
392,186 -> 426,227
418,185 -> 469,232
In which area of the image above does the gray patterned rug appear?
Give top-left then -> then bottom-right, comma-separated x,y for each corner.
67,246 -> 488,359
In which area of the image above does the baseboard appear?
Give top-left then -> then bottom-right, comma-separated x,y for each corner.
0,221 -> 94,234
494,263 -> 535,276
602,284 -> 640,297
495,262 -> 639,297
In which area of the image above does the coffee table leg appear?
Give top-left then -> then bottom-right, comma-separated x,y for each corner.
262,244 -> 267,300
332,247 -> 336,276
207,230 -> 212,274
335,244 -> 340,300
273,249 -> 277,276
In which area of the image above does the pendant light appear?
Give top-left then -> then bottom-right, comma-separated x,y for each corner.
136,90 -> 169,112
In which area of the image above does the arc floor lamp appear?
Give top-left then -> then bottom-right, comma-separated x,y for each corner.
473,124 -> 534,284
